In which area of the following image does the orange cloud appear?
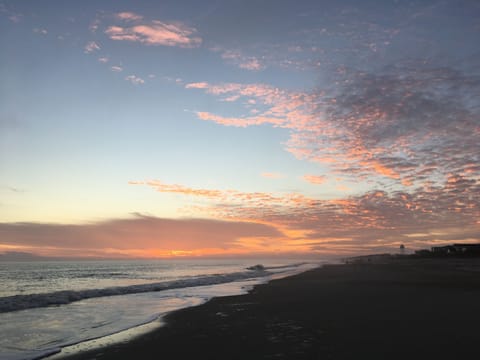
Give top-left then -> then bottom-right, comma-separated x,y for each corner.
196,111 -> 284,127
7,172 -> 478,258
130,176 -> 480,255
360,159 -> 400,179
145,180 -> 224,198
304,175 -> 327,184
261,172 -> 284,179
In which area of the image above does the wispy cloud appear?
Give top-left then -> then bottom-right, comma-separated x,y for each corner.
115,12 -> 143,22
0,186 -> 24,193
33,28 -> 48,35
196,111 -> 284,128
125,74 -> 144,84
220,49 -> 265,71
84,41 -> 100,53
0,4 -> 23,23
239,58 -> 263,71
98,57 -> 109,63
105,12 -> 201,48
9,14 -> 22,23
303,175 -> 326,185
89,18 -> 100,33
111,65 -> 123,72
129,180 -> 314,208
261,172 -> 284,179
185,82 -> 209,89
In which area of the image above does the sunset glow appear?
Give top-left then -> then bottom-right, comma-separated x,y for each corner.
1,0 -> 479,259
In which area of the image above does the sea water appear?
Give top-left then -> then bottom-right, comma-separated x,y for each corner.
0,259 -> 320,360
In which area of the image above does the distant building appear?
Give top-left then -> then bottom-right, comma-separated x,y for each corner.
453,243 -> 480,254
431,245 -> 454,254
413,243 -> 480,258
345,254 -> 393,264
431,243 -> 480,256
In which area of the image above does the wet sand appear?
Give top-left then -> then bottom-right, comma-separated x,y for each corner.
59,258 -> 480,360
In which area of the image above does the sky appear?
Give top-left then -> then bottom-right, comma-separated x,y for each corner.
1,0 -> 479,259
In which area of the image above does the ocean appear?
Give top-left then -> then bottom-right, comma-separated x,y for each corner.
0,259 -> 321,360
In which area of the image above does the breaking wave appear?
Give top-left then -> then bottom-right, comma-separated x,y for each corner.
0,264 -> 305,313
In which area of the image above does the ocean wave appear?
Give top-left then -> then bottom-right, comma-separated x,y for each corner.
263,262 -> 309,270
0,267 -> 283,313
75,272 -> 131,278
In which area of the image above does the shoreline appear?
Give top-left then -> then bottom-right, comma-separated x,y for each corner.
44,262 -> 323,360
55,257 -> 480,359
46,318 -> 166,360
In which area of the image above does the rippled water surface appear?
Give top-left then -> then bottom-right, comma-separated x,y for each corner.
0,259 -> 321,360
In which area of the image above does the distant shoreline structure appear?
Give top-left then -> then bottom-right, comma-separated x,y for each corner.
346,243 -> 480,264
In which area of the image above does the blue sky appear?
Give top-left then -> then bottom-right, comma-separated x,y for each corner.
1,0 -> 479,258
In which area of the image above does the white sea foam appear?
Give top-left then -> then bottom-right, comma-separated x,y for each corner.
0,269 -> 267,313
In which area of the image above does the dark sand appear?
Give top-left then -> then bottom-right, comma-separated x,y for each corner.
60,258 -> 480,360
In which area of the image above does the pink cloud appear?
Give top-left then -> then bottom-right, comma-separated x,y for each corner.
105,14 -> 201,48
220,50 -> 265,71
261,172 -> 284,179
196,111 -> 284,128
304,175 -> 327,185
184,57 -> 480,199
185,82 -> 290,106
223,95 -> 241,102
115,12 -> 143,21
185,82 -> 209,89
239,58 -> 264,71
183,74 -> 480,190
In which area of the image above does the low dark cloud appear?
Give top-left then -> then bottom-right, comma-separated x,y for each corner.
0,215 -> 283,257
0,251 -> 47,261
